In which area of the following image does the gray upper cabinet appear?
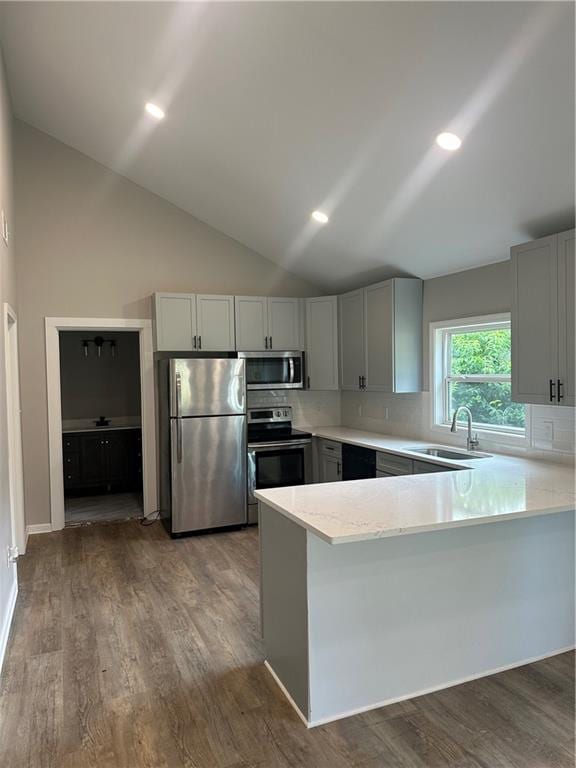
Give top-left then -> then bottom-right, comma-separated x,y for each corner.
557,230 -> 575,407
195,295 -> 236,351
154,293 -> 196,351
511,230 -> 574,406
339,289 -> 365,390
339,278 -> 422,392
305,296 -> 339,390
235,296 -> 302,351
234,296 -> 268,351
154,292 -> 234,351
268,297 -> 302,350
364,281 -> 394,391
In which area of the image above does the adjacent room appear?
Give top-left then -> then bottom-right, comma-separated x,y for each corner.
59,330 -> 143,525
0,2 -> 573,767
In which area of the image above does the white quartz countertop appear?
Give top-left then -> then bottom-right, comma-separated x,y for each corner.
254,426 -> 575,544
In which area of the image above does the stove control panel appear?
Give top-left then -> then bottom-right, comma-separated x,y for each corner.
247,406 -> 292,424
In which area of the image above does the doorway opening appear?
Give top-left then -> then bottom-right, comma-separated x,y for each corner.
60,330 -> 143,525
45,317 -> 157,531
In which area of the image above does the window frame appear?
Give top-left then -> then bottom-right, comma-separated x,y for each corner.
430,313 -> 529,445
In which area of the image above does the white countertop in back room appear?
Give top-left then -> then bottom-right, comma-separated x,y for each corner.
62,417 -> 141,434
254,426 -> 575,545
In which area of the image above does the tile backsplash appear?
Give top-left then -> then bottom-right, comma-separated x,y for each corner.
247,388 -> 574,462
247,390 -> 341,428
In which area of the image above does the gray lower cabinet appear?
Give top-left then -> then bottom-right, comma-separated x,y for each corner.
511,229 -> 575,406
317,439 -> 342,482
320,453 -> 342,482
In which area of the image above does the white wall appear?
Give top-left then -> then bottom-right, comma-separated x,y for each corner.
59,330 -> 140,423
14,122 -> 321,526
0,49 -> 18,667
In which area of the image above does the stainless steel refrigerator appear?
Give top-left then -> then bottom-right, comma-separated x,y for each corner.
158,357 -> 247,535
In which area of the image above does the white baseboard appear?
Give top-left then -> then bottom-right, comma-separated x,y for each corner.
267,646 -> 575,729
264,661 -> 310,728
0,577 -> 18,674
26,523 -> 52,537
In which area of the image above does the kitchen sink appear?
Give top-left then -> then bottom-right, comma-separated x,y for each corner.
408,447 -> 491,460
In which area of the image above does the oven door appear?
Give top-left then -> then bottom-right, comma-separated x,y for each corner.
239,352 -> 304,390
247,440 -> 311,509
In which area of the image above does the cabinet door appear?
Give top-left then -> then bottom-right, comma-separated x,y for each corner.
305,296 -> 339,390
557,230 -> 575,406
105,432 -> 131,488
80,434 -> 107,486
154,293 -> 196,351
339,289 -> 365,390
268,297 -> 302,350
364,281 -> 393,392
321,454 -> 342,483
196,295 -> 235,351
235,296 -> 268,351
511,236 -> 558,404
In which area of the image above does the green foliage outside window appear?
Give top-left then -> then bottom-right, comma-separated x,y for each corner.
448,329 -> 525,430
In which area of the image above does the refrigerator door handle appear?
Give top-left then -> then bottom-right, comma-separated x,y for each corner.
175,371 -> 183,463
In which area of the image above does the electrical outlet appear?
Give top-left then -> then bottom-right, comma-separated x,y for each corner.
542,421 -> 554,441
6,545 -> 18,565
357,404 -> 362,417
384,407 -> 390,420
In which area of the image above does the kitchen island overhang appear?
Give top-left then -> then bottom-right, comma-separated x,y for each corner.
256,469 -> 575,728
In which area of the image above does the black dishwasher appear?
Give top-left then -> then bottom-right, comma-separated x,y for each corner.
342,444 -> 376,480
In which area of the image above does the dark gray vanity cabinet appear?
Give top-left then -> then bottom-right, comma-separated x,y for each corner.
63,428 -> 142,493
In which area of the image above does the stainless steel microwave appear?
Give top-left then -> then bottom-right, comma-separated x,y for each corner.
238,351 -> 304,390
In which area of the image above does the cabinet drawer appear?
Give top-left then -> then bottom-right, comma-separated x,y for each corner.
62,435 -> 80,453
376,452 -> 413,475
319,439 -> 342,458
413,460 -> 452,474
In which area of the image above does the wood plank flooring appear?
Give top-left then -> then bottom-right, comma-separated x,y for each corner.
1,521 -> 573,768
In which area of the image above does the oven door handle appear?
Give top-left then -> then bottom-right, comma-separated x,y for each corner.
248,440 -> 311,450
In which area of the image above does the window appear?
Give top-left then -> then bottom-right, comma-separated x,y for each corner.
432,315 -> 526,437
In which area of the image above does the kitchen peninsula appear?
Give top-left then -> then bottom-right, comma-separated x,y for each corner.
256,430 -> 575,728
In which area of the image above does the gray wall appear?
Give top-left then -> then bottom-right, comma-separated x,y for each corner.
59,331 -> 140,421
422,260 -> 510,388
15,122 -> 321,526
0,51 -> 17,650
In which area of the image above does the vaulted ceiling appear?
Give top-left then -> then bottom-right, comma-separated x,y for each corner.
1,2 -> 574,290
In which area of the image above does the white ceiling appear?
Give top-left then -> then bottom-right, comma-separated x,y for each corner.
1,1 -> 574,291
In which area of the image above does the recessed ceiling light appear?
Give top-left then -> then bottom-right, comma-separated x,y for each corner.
145,102 -> 165,120
436,132 -> 462,151
311,210 -> 329,224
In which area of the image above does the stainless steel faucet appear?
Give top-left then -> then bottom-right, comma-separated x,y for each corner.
450,406 -> 479,451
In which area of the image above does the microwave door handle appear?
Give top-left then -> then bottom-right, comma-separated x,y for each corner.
289,357 -> 295,385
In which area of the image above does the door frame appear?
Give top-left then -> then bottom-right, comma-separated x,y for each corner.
3,303 -> 26,555
45,317 -> 157,530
